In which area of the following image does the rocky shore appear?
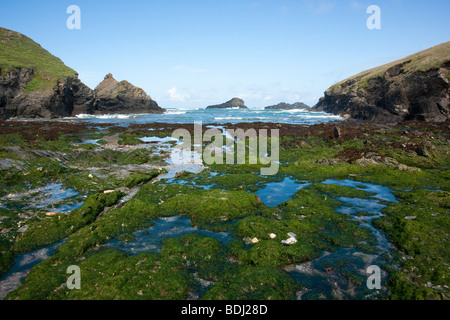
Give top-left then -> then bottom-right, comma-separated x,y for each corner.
0,119 -> 448,300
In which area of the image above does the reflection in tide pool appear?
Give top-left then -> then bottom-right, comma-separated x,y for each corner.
256,177 -> 310,207
0,240 -> 65,299
322,179 -> 398,202
105,216 -> 232,255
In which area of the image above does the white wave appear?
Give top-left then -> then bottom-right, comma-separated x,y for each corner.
214,117 -> 243,120
75,114 -> 136,119
299,114 -> 343,119
271,108 -> 308,113
164,111 -> 187,115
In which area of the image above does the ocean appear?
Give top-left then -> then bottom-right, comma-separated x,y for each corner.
67,108 -> 343,125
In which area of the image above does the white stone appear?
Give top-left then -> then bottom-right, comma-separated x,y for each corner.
269,233 -> 277,239
103,190 -> 115,194
251,237 -> 259,244
281,237 -> 297,245
287,232 -> 297,238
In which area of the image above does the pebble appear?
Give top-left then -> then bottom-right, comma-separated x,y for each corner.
251,237 -> 259,244
269,233 -> 277,239
287,232 -> 297,238
404,216 -> 417,220
103,190 -> 115,194
281,237 -> 297,245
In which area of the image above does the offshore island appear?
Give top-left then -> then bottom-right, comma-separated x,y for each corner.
0,27 -> 449,300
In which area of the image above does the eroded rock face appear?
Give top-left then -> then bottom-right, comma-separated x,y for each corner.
92,73 -> 164,115
0,68 -> 94,119
314,45 -> 450,123
206,97 -> 248,109
0,71 -> 165,119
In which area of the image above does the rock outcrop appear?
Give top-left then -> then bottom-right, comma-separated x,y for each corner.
92,74 -> 163,114
0,27 -> 164,119
206,98 -> 248,109
314,42 -> 450,122
265,102 -> 309,110
0,67 -> 94,119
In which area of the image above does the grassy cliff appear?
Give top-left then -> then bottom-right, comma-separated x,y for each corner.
0,27 -> 77,92
329,42 -> 450,93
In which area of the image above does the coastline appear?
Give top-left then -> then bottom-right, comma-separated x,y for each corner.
0,118 -> 448,300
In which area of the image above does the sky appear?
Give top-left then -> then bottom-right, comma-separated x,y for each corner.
0,0 -> 449,109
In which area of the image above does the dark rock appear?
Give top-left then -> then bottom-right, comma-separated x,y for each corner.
0,28 -> 164,119
264,102 -> 309,110
416,146 -> 430,158
333,126 -> 341,139
0,68 -> 93,118
206,97 -> 248,109
93,74 -> 164,115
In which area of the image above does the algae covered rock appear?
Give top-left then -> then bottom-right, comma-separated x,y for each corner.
159,189 -> 261,224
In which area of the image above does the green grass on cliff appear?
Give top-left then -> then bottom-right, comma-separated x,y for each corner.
328,41 -> 450,92
0,27 -> 77,92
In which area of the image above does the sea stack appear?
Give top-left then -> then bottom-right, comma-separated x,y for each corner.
93,73 -> 164,115
206,97 -> 248,109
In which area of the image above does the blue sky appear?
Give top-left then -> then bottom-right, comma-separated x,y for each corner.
0,0 -> 449,108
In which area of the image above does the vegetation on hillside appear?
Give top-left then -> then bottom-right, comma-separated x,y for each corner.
0,27 -> 77,92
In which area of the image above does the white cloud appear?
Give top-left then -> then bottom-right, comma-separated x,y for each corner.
167,87 -> 190,102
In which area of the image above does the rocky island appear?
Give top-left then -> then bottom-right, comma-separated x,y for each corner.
313,42 -> 450,122
265,102 -> 309,110
0,27 -> 164,119
206,97 -> 248,109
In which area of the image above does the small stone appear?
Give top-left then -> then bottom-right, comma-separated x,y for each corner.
46,212 -> 59,217
88,174 -> 94,179
18,225 -> 28,233
103,190 -> 115,194
281,237 -> 297,246
404,216 -> 417,220
416,146 -> 430,158
269,233 -> 277,239
287,232 -> 297,238
251,237 -> 259,244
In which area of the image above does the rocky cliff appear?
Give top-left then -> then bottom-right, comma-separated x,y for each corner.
92,73 -> 163,114
265,102 -> 309,110
0,67 -> 94,119
314,42 -> 450,122
206,97 -> 248,109
0,27 -> 164,119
